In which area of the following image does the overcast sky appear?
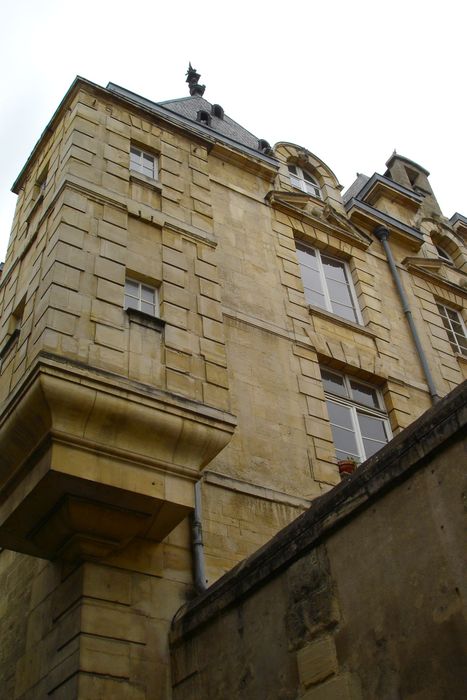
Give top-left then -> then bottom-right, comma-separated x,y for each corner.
1,0 -> 465,260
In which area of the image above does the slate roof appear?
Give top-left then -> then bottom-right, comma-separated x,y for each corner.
342,173 -> 370,204
159,95 -> 262,151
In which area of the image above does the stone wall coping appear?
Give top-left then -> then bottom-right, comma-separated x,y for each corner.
170,380 -> 466,645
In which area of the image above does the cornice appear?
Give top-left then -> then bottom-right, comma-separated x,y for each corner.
12,77 -> 279,194
403,257 -> 467,298
345,198 -> 423,250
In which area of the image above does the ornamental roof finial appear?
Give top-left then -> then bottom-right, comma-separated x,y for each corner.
186,63 -> 206,97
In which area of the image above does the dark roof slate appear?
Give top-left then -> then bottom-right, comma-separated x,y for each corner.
158,95 -> 261,150
342,173 -> 370,204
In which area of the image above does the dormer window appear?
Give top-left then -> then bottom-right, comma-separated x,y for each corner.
258,139 -> 272,154
197,110 -> 211,126
435,245 -> 452,264
211,104 -> 224,119
288,165 -> 321,199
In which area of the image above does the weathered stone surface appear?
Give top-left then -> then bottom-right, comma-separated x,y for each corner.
0,77 -> 465,699
170,383 -> 467,699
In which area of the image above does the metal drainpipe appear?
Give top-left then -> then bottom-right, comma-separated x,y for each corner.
191,479 -> 207,593
374,225 -> 440,403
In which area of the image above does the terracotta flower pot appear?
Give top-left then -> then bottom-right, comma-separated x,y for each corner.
338,459 -> 357,477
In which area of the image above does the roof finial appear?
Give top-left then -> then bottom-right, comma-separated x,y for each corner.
186,63 -> 206,97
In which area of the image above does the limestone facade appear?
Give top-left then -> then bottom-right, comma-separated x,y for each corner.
0,75 -> 465,698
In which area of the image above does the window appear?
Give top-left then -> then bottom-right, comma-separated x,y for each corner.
124,278 -> 159,317
258,139 -> 272,154
196,110 -> 211,126
130,146 -> 157,180
435,245 -> 452,264
288,165 -> 321,198
436,303 -> 467,356
296,243 -> 362,324
321,367 -> 391,463
211,104 -> 224,119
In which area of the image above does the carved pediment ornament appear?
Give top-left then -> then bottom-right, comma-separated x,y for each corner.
322,204 -> 372,245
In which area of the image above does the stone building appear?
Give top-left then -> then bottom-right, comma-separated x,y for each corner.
0,67 -> 465,698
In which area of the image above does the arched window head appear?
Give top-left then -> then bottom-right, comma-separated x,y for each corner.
435,244 -> 452,264
288,164 -> 321,199
197,110 -> 211,126
211,104 -> 224,119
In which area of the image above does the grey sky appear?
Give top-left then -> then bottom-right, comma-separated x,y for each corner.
1,0 -> 465,260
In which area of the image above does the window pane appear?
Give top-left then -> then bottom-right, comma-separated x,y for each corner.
296,246 -> 318,269
303,171 -> 317,185
357,413 -> 388,442
141,285 -> 155,303
141,301 -> 155,315
302,268 -> 325,306
446,330 -> 457,347
327,278 -> 354,306
358,413 -> 389,459
362,438 -> 386,458
304,182 -> 320,197
450,320 -> 464,334
445,307 -> 459,322
331,425 -> 359,457
327,400 -> 353,428
321,256 -> 347,284
321,370 -> 347,398
125,279 -> 139,296
331,302 -> 357,323
288,165 -> 297,175
350,380 -> 379,408
327,400 -> 359,458
125,295 -> 139,310
297,246 -> 326,308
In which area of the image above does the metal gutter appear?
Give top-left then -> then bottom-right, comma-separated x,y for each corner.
374,225 -> 440,403
192,480 -> 207,593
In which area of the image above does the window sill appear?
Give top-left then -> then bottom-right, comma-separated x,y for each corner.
125,307 -> 165,331
129,171 -> 163,192
307,304 -> 377,338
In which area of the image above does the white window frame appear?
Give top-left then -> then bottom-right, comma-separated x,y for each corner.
436,302 -> 467,356
296,242 -> 363,324
130,145 -> 157,180
321,367 -> 392,463
124,278 -> 159,317
288,164 -> 321,199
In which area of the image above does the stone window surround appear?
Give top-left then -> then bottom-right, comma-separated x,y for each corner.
436,302 -> 467,356
124,277 -> 160,318
288,163 -> 321,199
320,366 -> 392,463
130,144 -> 158,181
296,242 -> 363,325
